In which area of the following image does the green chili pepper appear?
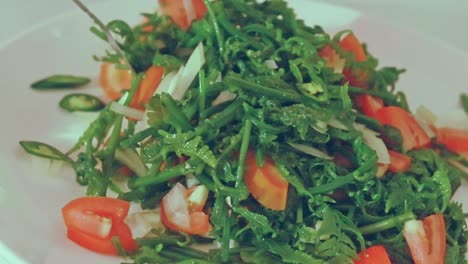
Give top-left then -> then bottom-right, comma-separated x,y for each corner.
59,93 -> 105,112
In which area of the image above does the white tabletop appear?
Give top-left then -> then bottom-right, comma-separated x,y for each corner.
1,0 -> 467,52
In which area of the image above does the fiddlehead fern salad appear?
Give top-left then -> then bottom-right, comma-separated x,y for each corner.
21,0 -> 468,263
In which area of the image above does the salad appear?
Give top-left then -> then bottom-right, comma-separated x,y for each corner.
19,0 -> 468,263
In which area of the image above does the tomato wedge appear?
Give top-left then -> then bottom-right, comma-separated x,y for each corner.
99,62 -> 134,101
340,33 -> 367,62
160,183 -> 212,235
354,245 -> 392,264
436,127 -> 468,154
354,95 -> 384,118
388,150 -> 411,173
131,65 -> 164,110
318,45 -> 345,73
375,106 -> 430,151
403,214 -> 446,264
244,152 -> 289,210
62,197 -> 136,255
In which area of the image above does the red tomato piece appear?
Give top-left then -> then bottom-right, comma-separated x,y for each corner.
318,45 -> 345,73
160,183 -> 212,235
403,214 -> 446,264
244,152 -> 289,210
62,197 -> 135,255
159,0 -> 190,30
343,68 -> 369,88
436,127 -> 468,154
62,197 -> 130,224
375,106 -> 431,151
192,0 -> 207,19
99,62 -> 134,101
354,95 -> 384,118
67,222 -> 137,255
354,245 -> 392,264
131,66 -> 164,110
388,150 -> 412,173
340,33 -> 367,62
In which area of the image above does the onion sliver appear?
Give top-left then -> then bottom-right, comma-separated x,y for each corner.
287,142 -> 333,160
174,42 -> 205,100
415,105 -> 437,138
125,210 -> 162,238
264,59 -> 278,70
356,125 -> 390,164
328,118 -> 350,130
212,91 -> 237,106
109,102 -> 144,120
115,148 -> 148,177
155,71 -> 178,95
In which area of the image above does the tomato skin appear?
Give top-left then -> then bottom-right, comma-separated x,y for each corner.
244,152 -> 289,211
99,63 -> 134,101
403,214 -> 446,264
159,0 -> 190,30
340,33 -> 367,62
131,66 -> 164,110
353,245 -> 392,264
387,150 -> 411,173
436,127 -> 468,154
354,95 -> 384,118
67,222 -> 137,255
375,106 -> 431,151
192,0 -> 207,19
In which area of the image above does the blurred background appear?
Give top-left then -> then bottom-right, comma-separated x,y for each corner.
0,0 -> 467,52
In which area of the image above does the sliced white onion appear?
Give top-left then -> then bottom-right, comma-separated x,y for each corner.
212,91 -> 237,106
174,42 -> 205,100
182,0 -> 196,24
125,210 -> 162,238
414,105 -> 437,138
109,102 -> 145,120
312,120 -> 328,134
264,59 -> 278,70
287,142 -> 333,160
155,43 -> 205,101
186,173 -> 200,188
155,71 -> 178,95
415,105 -> 437,124
356,125 -> 390,164
328,118 -> 350,130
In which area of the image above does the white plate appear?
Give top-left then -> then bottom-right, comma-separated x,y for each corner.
0,0 -> 466,263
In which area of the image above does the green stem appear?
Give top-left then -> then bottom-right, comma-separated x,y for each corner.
308,174 -> 354,195
160,93 -> 192,131
204,0 -> 224,61
359,212 -> 416,235
198,70 -> 207,118
131,163 -> 191,188
225,75 -> 311,105
236,119 -> 252,187
195,99 -> 243,136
